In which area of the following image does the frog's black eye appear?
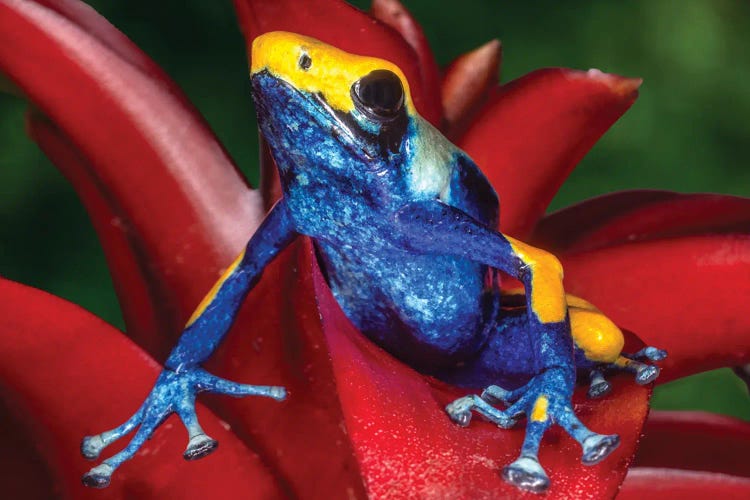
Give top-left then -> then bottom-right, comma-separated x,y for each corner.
298,52 -> 312,71
351,69 -> 405,121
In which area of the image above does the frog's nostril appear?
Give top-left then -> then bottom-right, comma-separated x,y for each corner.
298,52 -> 312,71
351,70 -> 404,121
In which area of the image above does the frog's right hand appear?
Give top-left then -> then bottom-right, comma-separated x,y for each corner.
80,367 -> 286,488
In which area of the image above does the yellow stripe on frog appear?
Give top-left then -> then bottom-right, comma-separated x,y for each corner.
505,237 -> 566,324
503,289 -> 624,363
250,31 -> 415,116
185,249 -> 247,328
530,395 -> 549,422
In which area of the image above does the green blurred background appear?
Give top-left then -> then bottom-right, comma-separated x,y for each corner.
1,0 -> 748,418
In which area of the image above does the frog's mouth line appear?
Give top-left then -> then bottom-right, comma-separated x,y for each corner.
251,70 -> 406,161
251,70 -> 376,159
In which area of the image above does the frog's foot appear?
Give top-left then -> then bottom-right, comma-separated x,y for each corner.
445,391 -> 522,428
586,347 -> 667,399
502,455 -> 549,493
587,369 -> 611,399
81,367 -> 286,488
629,346 -> 668,363
447,368 -> 620,494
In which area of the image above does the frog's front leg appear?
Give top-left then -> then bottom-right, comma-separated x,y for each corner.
81,201 -> 297,488
394,201 -> 619,493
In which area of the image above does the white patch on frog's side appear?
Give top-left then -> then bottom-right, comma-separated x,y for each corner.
407,116 -> 456,200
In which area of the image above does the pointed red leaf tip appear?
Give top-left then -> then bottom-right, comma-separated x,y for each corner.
442,39 -> 503,140
560,234 -> 750,383
458,68 -> 641,238
532,190 -> 750,254
619,468 -> 750,500
232,0 -> 442,126
634,411 -> 750,478
0,0 -> 265,360
0,278 -> 281,499
370,0 -> 442,119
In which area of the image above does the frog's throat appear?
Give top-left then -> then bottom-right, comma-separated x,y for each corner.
250,31 -> 415,116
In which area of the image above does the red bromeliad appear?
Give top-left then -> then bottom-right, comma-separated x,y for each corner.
0,0 -> 748,498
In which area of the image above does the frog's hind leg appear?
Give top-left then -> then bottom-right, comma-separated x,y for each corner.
566,294 -> 667,398
443,310 -> 620,494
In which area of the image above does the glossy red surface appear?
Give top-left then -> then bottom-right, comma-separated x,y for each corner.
1,0 -> 748,497
620,468 -> 750,500
634,411 -> 750,477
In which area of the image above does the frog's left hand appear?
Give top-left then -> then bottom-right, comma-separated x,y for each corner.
81,366 -> 286,488
81,200 -> 297,488
394,200 -> 619,493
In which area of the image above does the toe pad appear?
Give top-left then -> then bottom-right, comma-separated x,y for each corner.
81,435 -> 104,460
82,464 -> 114,489
635,365 -> 660,385
502,457 -> 550,493
582,434 -> 620,465
184,435 -> 219,460
587,381 -> 611,399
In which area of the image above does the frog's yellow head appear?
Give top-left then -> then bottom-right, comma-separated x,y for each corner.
250,31 -> 415,117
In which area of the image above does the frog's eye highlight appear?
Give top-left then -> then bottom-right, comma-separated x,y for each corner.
351,69 -> 405,121
298,52 -> 312,71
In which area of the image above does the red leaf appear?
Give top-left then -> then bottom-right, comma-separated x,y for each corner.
441,39 -> 502,140
633,411 -> 750,478
204,239 -> 651,498
533,190 -> 750,254
530,190 -> 682,252
0,0 -> 264,359
561,234 -> 750,382
0,278 -> 281,499
232,0 -> 442,125
619,468 -> 750,499
457,68 -> 640,238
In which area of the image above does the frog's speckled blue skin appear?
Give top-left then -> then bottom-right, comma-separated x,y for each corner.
81,36 -> 665,493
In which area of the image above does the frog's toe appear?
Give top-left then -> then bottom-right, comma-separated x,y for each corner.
82,463 -> 114,489
587,369 -> 611,399
445,396 -> 474,427
634,363 -> 660,385
183,433 -> 219,461
581,433 -> 620,465
588,380 -> 611,399
502,456 -> 550,494
81,434 -> 106,460
605,352 -> 665,386
632,346 -> 668,362
481,385 -> 512,405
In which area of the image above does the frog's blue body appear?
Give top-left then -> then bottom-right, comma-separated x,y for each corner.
82,32 -> 665,493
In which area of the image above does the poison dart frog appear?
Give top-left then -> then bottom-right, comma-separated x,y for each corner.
81,32 -> 666,493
